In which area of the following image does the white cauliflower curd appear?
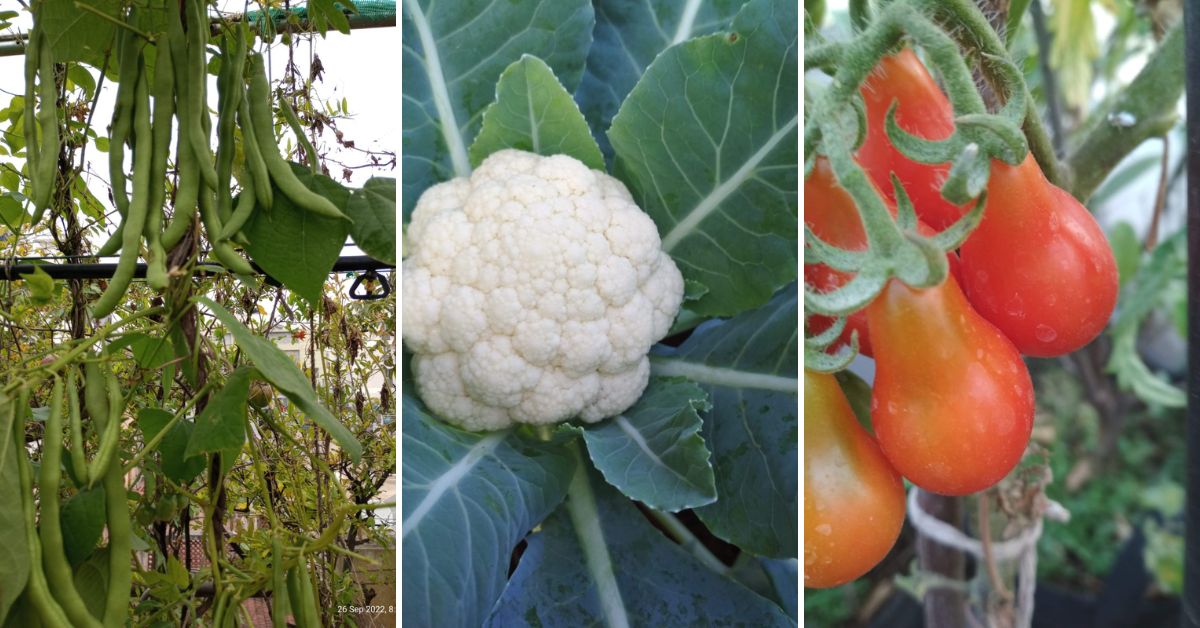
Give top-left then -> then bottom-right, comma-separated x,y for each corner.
403,149 -> 685,431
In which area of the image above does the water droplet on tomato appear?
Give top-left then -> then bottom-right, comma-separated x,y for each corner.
1035,325 -> 1057,343
816,523 -> 833,536
1004,295 -> 1025,317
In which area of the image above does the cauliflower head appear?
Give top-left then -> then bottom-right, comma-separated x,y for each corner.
403,149 -> 685,431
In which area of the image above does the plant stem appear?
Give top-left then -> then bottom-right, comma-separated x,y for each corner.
644,508 -> 729,576
1066,21 -> 1184,202
565,444 -> 630,628
1028,0 -> 1065,156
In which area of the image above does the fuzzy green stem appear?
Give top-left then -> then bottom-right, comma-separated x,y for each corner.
1066,22 -> 1183,202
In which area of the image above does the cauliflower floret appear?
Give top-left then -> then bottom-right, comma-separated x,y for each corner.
403,149 -> 686,431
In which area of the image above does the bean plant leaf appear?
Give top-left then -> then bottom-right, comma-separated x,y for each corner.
136,408 -> 206,484
40,0 -> 120,65
243,163 -> 351,308
61,486 -> 107,566
469,55 -> 604,170
73,548 -> 109,619
401,0 -> 595,218
609,0 -> 798,316
344,177 -> 397,265
0,396 -> 29,623
197,297 -> 363,461
581,378 -> 716,511
651,286 -> 798,557
402,391 -> 576,628
185,367 -> 252,458
487,464 -> 795,627
576,0 -> 747,162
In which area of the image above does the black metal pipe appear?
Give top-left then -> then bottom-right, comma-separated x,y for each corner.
1183,0 -> 1200,624
0,254 -> 392,280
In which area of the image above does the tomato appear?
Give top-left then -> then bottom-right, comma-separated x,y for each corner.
804,369 -> 905,589
857,48 -> 966,231
866,274 -> 1034,496
805,156 -> 960,356
958,155 -> 1119,357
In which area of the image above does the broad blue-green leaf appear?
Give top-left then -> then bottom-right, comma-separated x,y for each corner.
402,392 -> 575,628
401,0 -> 594,218
487,463 -> 794,627
760,557 -> 798,621
469,55 -> 604,170
651,286 -> 798,557
0,396 -> 29,622
136,408 -> 205,484
185,367 -> 252,458
244,163 -> 351,307
61,486 -> 106,566
197,298 -> 363,461
344,177 -> 397,266
581,378 -> 715,511
576,0 -> 747,162
609,0 -> 798,316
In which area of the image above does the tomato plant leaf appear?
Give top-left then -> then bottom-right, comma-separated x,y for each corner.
651,285 -> 797,557
243,162 -> 351,308
60,485 -> 106,567
486,465 -> 794,626
0,395 -> 29,622
197,297 -> 363,462
344,176 -> 397,266
401,389 -> 575,628
575,0 -> 746,163
580,378 -> 715,511
185,367 -> 252,458
401,0 -> 595,219
469,55 -> 604,171
609,0 -> 798,316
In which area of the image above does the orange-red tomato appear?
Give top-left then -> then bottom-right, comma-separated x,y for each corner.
857,48 -> 965,231
804,369 -> 905,589
804,156 -> 960,356
867,275 -> 1035,496
958,156 -> 1119,357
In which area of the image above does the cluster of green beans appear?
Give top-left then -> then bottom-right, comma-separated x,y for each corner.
83,0 -> 349,319
14,356 -> 131,628
23,5 -> 60,225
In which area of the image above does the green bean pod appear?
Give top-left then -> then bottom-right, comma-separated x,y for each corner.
24,26 -> 43,210
92,59 -> 153,319
161,6 -> 199,252
16,397 -> 74,627
199,184 -> 255,275
277,94 -> 319,175
39,378 -> 104,628
185,0 -> 218,189
101,433 -> 132,628
218,167 -> 257,241
237,91 -> 273,211
66,367 -> 90,488
87,371 -> 125,488
108,27 -> 140,221
271,536 -> 288,628
144,36 -> 177,290
286,564 -> 316,628
246,53 -> 348,221
31,31 -> 61,224
215,32 -> 246,225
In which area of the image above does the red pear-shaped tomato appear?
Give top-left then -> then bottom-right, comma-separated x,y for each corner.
958,155 -> 1119,357
804,369 -> 905,589
857,48 -> 966,231
867,275 -> 1034,496
805,157 -> 961,356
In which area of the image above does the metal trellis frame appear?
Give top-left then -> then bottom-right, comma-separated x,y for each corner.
0,254 -> 391,280
1185,0 -> 1200,625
